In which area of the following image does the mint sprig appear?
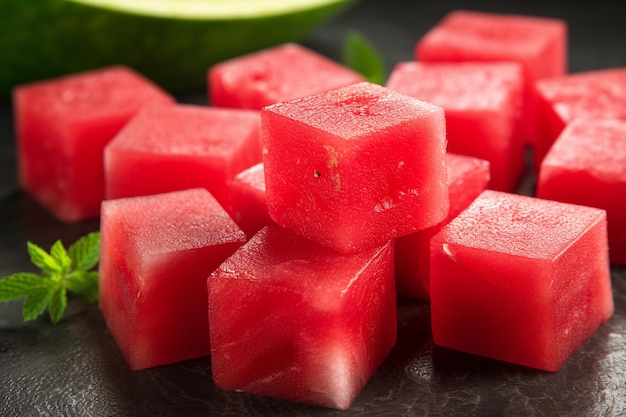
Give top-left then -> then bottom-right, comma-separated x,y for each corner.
342,30 -> 387,85
0,232 -> 100,324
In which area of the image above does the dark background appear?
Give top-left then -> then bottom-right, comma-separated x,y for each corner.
1,1 -> 625,416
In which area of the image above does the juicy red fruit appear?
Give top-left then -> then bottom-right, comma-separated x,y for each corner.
208,225 -> 396,410
430,190 -> 613,372
537,118 -> 626,265
105,104 -> 262,208
99,188 -> 246,370
386,61 -> 523,192
262,81 -> 449,253
533,67 -> 626,168
415,9 -> 567,145
13,65 -> 175,222
395,153 -> 490,300
224,162 -> 274,238
209,43 -> 365,110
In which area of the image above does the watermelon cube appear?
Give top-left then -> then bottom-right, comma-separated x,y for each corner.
262,81 -> 449,253
99,188 -> 247,370
209,43 -> 365,110
386,61 -> 523,191
415,9 -> 567,144
534,67 -> 626,168
13,65 -> 175,223
395,153 -> 490,300
537,118 -> 626,265
208,225 -> 396,410
104,104 -> 262,207
430,190 -> 614,372
224,162 -> 273,238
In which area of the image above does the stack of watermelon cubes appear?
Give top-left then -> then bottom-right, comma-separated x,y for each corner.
10,10 -> 619,411
400,8 -> 614,373
415,9 -> 567,147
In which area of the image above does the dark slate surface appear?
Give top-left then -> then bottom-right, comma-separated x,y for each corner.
1,1 -> 626,416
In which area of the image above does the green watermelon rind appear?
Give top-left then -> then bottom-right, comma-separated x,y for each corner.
0,0 -> 357,97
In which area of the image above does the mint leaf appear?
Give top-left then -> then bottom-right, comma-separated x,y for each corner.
22,285 -> 55,322
1,231 -> 101,324
0,273 -> 45,302
69,232 -> 100,271
342,30 -> 386,85
48,286 -> 68,325
66,270 -> 99,303
50,240 -> 72,275
27,241 -> 61,275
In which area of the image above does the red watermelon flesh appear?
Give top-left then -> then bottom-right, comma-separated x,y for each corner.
105,104 -> 262,208
534,67 -> 626,168
208,225 -> 396,410
415,9 -> 567,144
225,162 -> 273,238
386,61 -> 523,191
13,65 -> 175,223
537,118 -> 626,265
430,190 -> 613,372
209,43 -> 365,110
395,153 -> 490,300
99,188 -> 246,370
262,81 -> 449,253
